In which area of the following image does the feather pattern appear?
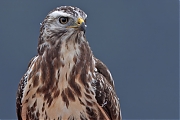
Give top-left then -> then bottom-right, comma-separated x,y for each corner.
16,6 -> 122,120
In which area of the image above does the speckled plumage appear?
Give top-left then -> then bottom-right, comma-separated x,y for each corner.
16,6 -> 122,120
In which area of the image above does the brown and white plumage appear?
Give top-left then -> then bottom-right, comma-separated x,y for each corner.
16,6 -> 122,120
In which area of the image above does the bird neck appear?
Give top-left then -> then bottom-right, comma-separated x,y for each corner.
23,33 -> 96,114
36,33 -> 95,88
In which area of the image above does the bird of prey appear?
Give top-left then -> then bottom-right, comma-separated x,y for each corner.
16,6 -> 122,120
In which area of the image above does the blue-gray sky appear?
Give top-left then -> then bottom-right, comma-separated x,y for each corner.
0,0 -> 178,119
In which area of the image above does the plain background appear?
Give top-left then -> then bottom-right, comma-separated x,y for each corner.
0,0 -> 179,119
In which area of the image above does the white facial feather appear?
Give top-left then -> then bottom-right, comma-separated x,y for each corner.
49,11 -> 71,18
48,8 -> 87,21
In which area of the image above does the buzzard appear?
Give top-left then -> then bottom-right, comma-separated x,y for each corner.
16,6 -> 122,120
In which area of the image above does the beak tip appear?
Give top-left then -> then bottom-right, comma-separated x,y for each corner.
79,22 -> 86,33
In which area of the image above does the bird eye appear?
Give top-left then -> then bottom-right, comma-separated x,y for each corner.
59,17 -> 69,24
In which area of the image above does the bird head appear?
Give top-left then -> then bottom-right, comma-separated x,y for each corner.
40,6 -> 87,39
38,6 -> 88,55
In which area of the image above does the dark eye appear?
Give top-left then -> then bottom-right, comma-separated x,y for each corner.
59,17 -> 69,24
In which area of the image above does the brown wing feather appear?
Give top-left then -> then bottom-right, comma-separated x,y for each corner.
16,56 -> 37,120
93,57 -> 122,120
16,75 -> 26,120
94,58 -> 115,88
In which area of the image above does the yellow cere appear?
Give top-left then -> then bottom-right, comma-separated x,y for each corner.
77,18 -> 84,25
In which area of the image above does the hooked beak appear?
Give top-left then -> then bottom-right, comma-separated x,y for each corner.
68,18 -> 86,33
77,18 -> 86,32
79,21 -> 86,32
